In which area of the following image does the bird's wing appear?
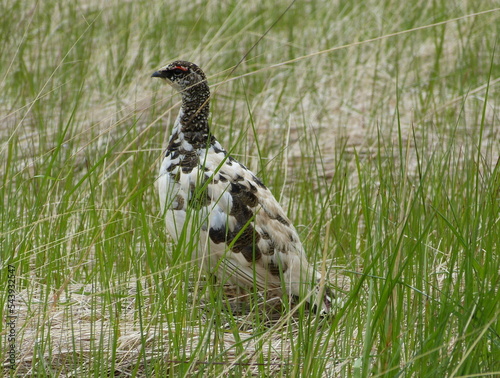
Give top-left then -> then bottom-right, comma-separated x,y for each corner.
162,144 -> 320,297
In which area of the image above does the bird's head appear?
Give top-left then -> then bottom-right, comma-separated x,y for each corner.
151,61 -> 207,93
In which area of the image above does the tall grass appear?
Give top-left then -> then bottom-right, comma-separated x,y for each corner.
1,0 -> 499,376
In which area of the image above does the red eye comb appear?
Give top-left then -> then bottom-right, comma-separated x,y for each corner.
174,65 -> 189,72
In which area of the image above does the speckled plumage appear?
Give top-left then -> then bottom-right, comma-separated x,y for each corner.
152,61 -> 334,312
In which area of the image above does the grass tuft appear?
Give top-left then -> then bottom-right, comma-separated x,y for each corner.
1,1 -> 499,376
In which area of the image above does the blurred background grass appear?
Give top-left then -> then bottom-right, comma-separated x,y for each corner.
1,0 -> 499,376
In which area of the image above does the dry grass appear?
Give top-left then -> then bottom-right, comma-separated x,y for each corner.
1,1 -> 499,376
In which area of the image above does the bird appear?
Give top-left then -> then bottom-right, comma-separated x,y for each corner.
152,61 -> 334,313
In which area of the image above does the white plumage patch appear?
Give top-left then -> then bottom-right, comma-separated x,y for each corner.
158,136 -> 331,312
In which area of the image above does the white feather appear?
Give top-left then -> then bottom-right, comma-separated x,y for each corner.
158,146 -> 329,311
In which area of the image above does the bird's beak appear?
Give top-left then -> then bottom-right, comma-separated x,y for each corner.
151,71 -> 164,78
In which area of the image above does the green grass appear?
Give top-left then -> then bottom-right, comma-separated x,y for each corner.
1,0 -> 499,376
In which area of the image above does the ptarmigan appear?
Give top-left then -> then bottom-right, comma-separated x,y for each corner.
152,61 -> 334,313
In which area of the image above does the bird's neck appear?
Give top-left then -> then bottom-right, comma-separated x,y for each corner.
169,84 -> 215,150
178,83 -> 210,134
